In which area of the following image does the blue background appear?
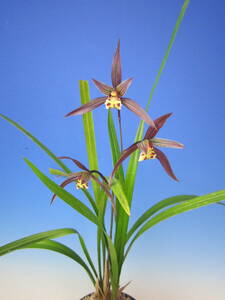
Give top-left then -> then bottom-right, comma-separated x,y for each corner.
0,0 -> 225,299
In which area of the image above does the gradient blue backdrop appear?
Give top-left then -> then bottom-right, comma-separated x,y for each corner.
0,1 -> 225,299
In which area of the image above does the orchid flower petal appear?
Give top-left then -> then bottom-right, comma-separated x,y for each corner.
51,175 -> 78,203
136,140 -> 150,154
153,147 -> 179,181
144,113 -> 172,139
111,40 -> 122,88
92,79 -> 113,96
57,156 -> 89,171
151,138 -> 184,149
122,98 -> 155,128
65,97 -> 107,117
111,142 -> 139,179
116,78 -> 133,96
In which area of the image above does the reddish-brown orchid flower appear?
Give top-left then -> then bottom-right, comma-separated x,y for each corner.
111,113 -> 184,181
50,156 -> 113,203
65,41 -> 155,128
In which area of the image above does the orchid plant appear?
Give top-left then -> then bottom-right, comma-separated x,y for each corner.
0,1 -> 225,300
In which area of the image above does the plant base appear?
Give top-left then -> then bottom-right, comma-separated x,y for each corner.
80,292 -> 136,300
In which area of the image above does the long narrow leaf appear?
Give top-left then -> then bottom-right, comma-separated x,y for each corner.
49,168 -> 68,177
79,80 -> 108,284
80,80 -> 100,202
22,239 -> 96,285
104,233 -> 119,299
126,189 -> 225,257
0,113 -> 71,173
127,195 -> 197,241
97,227 -> 103,282
145,0 -> 190,112
217,202 -> 225,207
107,110 -> 125,183
97,193 -> 108,283
0,113 -> 95,207
0,228 -> 76,256
117,0 -> 190,268
125,122 -> 144,201
108,109 -> 128,270
126,0 -> 191,206
83,189 -> 98,215
114,123 -> 143,269
111,178 -> 130,216
24,158 -> 98,225
78,235 -> 98,278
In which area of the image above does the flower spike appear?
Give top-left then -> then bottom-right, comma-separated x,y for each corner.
66,41 -> 155,127
111,113 -> 184,181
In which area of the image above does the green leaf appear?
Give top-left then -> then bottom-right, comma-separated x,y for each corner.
79,80 -> 108,278
0,228 -> 76,256
78,235 -> 98,278
0,113 -> 71,174
96,193 -> 108,282
125,0 -> 191,208
0,114 -> 96,212
24,158 -> 98,225
145,0 -> 190,112
125,122 -> 144,201
49,168 -> 68,177
127,195 -> 197,242
117,0 -> 191,269
0,228 -> 97,285
107,110 -> 124,183
114,123 -> 143,269
22,239 -> 96,285
97,227 -> 103,282
126,189 -> 225,256
111,179 -> 130,216
80,80 -> 100,202
108,109 -> 127,272
83,189 -> 98,215
104,233 -> 119,299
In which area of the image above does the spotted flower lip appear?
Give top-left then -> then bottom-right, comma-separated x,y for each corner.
51,156 -> 113,204
111,113 -> 184,181
65,41 -> 155,128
